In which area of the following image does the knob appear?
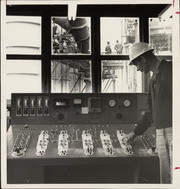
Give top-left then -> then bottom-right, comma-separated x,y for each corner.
57,113 -> 65,121
116,113 -> 123,120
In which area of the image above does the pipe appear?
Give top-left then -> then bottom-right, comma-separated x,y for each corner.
53,17 -> 90,54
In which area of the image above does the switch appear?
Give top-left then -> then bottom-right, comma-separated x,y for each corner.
44,97 -> 49,116
16,97 -> 22,116
23,97 -> 29,116
37,97 -> 43,116
30,97 -> 36,116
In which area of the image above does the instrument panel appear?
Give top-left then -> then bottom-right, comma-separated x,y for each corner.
7,93 -> 159,184
8,124 -> 157,159
11,93 -> 147,125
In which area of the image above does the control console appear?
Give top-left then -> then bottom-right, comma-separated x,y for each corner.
7,93 -> 159,184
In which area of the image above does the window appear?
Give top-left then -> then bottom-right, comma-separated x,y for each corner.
51,17 -> 91,55
100,18 -> 141,93
6,5 -> 172,95
51,60 -> 92,93
149,17 -> 172,55
101,18 -> 139,55
101,60 -> 142,93
51,16 -> 92,93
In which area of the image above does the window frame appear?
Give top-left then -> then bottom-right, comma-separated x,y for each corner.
6,4 -> 172,93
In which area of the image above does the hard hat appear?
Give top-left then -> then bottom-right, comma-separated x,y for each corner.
129,42 -> 154,65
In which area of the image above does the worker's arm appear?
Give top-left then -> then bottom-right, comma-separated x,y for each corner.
127,90 -> 153,140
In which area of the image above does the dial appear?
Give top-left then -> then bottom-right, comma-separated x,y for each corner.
123,99 -> 131,107
108,99 -> 117,107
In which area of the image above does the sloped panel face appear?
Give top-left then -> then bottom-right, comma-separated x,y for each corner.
6,16 -> 41,54
10,93 -> 148,125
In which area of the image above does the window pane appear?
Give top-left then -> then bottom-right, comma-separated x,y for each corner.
51,17 -> 91,55
101,60 -> 142,93
6,16 -> 41,54
101,18 -> 139,55
149,18 -> 172,55
51,60 -> 92,93
6,60 -> 42,100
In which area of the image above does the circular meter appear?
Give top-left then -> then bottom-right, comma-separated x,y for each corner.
108,99 -> 117,107
123,99 -> 131,107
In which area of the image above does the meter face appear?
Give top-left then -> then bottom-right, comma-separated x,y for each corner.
123,99 -> 131,107
108,99 -> 116,107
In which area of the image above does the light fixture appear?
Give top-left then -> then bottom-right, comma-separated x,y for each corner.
68,2 -> 77,21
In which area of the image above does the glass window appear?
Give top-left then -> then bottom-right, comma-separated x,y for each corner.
6,60 -> 42,100
51,60 -> 92,93
6,16 -> 41,54
51,17 -> 91,55
101,18 -> 139,55
101,60 -> 142,93
149,18 -> 172,55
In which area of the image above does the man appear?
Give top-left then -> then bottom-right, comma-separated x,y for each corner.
105,41 -> 112,54
114,40 -> 123,54
127,42 -> 172,184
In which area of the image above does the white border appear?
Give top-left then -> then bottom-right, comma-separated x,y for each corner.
6,0 -> 172,5
172,0 -> 180,188
1,0 -> 180,189
1,0 -> 8,188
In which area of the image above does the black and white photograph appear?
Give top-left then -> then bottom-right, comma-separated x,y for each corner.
1,0 -> 180,188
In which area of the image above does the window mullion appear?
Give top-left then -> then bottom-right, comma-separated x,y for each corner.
92,16 -> 101,93
42,13 -> 51,93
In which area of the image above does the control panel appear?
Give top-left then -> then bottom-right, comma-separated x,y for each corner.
9,93 -> 153,158
7,93 -> 159,184
11,93 -> 148,125
8,124 -> 157,158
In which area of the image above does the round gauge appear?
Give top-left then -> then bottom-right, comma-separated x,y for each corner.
123,99 -> 131,107
108,99 -> 117,107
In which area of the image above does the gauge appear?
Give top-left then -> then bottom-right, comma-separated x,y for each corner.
108,99 -> 117,107
123,99 -> 131,107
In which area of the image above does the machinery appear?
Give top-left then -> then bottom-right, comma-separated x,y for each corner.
7,93 -> 160,184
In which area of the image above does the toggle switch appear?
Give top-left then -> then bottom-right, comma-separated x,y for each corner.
23,97 -> 29,116
16,97 -> 22,116
37,97 -> 43,116
30,97 -> 36,116
44,97 -> 49,116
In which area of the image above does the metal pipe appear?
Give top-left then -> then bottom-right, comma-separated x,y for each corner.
53,17 -> 90,53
